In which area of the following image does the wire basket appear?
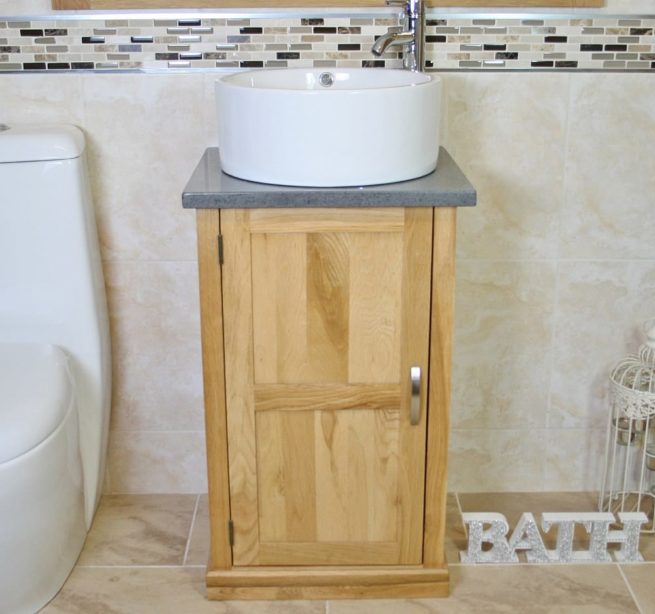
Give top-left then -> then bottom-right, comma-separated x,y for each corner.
599,318 -> 655,533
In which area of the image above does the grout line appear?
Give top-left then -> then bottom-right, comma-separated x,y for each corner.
618,564 -> 645,614
182,494 -> 201,566
325,600 -> 330,614
77,564 -> 207,569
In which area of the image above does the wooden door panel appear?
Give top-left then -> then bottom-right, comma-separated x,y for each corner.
251,232 -> 308,384
347,233 -> 402,383
221,207 -> 432,567
256,408 -> 401,547
256,410 -> 317,543
306,233 -> 350,383
314,409 -> 400,544
251,231 -> 402,385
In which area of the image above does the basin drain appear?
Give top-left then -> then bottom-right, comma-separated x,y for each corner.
318,72 -> 335,87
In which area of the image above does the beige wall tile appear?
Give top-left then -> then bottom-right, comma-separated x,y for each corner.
106,431 -> 207,494
449,429 -> 546,492
0,1 -> 51,13
560,74 -> 655,260
443,73 -> 569,261
4,67 -> 654,496
0,74 -> 84,125
105,261 -> 204,432
544,429 -> 607,491
550,262 -> 655,430
452,261 -> 556,430
80,73 -> 209,262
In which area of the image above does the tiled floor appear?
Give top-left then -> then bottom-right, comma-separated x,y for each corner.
43,493 -> 655,613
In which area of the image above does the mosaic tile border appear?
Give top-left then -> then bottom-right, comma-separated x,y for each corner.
0,11 -> 653,72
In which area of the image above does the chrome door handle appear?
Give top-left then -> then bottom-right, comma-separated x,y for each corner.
410,366 -> 421,425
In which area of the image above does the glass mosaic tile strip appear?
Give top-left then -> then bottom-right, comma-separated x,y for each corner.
0,11 -> 652,72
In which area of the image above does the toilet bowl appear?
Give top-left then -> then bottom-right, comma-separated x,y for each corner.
0,125 -> 111,614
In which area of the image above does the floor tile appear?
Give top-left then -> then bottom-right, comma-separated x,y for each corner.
186,494 -> 210,566
78,494 -> 197,566
328,564 -> 639,613
43,567 -> 325,614
620,563 -> 655,613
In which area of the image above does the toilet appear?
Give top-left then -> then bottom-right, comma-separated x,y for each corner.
0,125 -> 111,614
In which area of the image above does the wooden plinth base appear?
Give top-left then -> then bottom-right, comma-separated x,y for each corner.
206,566 -> 449,600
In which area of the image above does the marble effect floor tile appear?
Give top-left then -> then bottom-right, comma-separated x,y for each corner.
329,565 -> 639,613
41,493 -> 655,613
620,564 -> 655,613
185,494 -> 210,566
78,494 -> 197,566
43,567 -> 325,614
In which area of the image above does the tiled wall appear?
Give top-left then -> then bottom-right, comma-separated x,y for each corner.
1,12 -> 654,72
1,2 -> 655,494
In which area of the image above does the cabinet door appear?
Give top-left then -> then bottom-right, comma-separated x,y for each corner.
220,208 -> 433,567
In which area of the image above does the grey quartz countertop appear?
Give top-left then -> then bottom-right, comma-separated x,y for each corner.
182,147 -> 476,209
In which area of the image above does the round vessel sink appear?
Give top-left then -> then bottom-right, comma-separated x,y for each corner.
215,68 -> 442,188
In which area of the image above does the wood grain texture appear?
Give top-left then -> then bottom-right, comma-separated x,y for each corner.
206,566 -> 449,600
307,233 -> 350,383
54,0 -> 603,9
348,232 -> 402,384
222,208 -> 431,567
196,209 -> 231,571
248,208 -> 404,234
254,384 -> 401,412
398,207 -> 434,563
220,209 -> 261,566
314,408 -> 400,545
207,583 -> 449,600
423,207 -> 457,568
257,410 -> 317,543
251,233 -> 307,384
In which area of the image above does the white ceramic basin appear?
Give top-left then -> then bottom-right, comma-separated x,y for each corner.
215,68 -> 441,187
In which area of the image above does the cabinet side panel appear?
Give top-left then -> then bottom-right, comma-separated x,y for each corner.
397,207 -> 434,563
424,207 -> 457,568
196,209 -> 231,570
221,209 -> 260,566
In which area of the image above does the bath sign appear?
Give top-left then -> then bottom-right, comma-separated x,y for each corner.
460,512 -> 648,564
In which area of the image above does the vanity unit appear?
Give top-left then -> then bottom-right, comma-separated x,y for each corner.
183,147 -> 475,600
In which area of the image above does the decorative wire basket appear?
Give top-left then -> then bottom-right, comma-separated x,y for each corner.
599,318 -> 655,533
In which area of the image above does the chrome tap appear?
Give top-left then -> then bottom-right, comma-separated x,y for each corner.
371,0 -> 425,71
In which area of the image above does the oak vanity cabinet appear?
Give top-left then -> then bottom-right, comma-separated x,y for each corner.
195,204 -> 458,599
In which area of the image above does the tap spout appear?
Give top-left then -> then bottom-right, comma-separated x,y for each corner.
371,31 -> 415,57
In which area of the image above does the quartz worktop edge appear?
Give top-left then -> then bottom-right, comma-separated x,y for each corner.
182,147 -> 476,209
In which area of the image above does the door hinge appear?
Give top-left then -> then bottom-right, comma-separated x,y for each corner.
217,234 -> 224,265
228,519 -> 234,546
